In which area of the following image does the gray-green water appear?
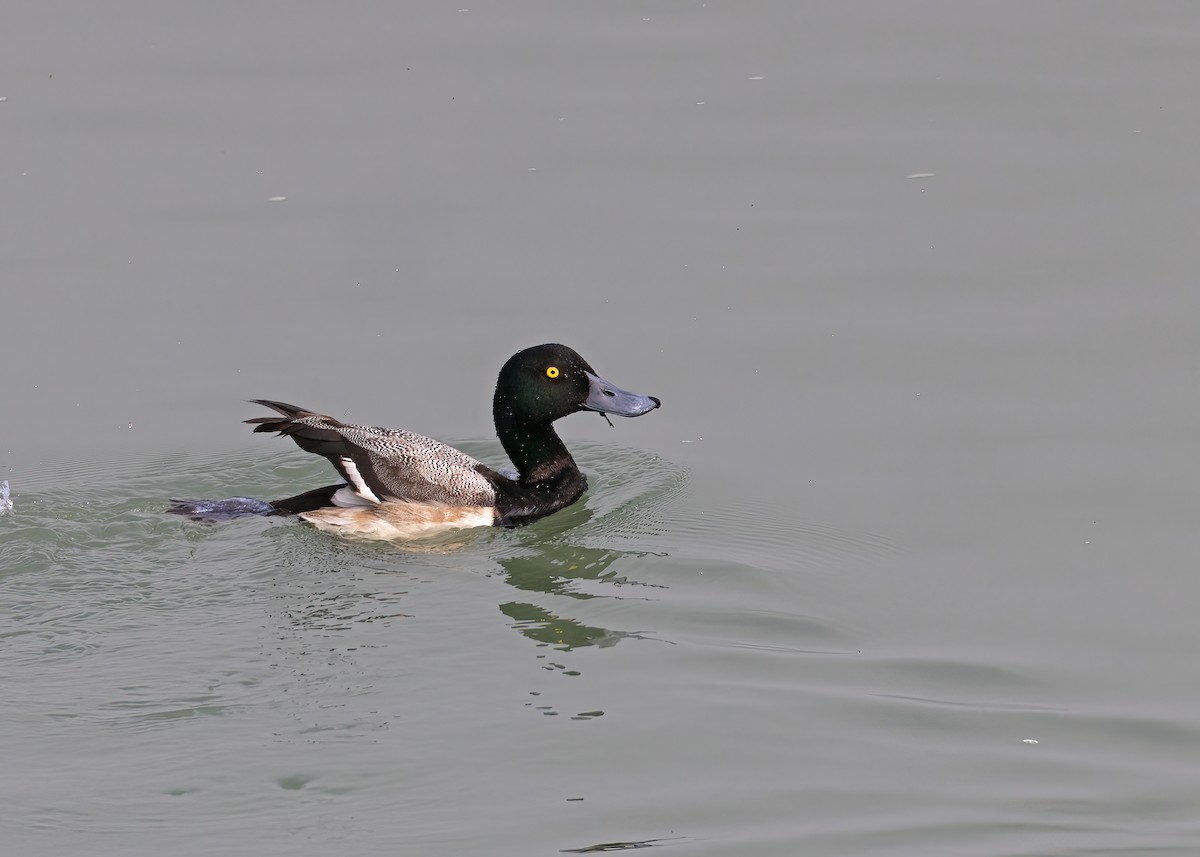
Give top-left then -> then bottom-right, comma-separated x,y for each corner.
5,3 -> 1200,855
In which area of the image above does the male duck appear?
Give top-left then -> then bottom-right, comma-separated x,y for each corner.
182,344 -> 659,539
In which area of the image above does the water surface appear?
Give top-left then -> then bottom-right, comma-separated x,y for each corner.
4,3 -> 1200,855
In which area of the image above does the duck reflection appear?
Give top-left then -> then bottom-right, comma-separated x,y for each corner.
494,541 -> 667,650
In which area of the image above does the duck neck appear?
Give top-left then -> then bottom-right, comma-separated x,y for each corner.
497,416 -> 581,488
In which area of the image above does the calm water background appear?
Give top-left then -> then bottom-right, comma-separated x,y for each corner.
4,3 -> 1200,855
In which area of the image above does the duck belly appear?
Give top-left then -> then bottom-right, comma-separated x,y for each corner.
298,502 -> 495,540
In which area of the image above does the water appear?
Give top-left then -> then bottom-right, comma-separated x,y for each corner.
5,3 -> 1200,855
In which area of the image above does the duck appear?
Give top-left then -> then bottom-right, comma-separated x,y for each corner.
202,344 -> 660,539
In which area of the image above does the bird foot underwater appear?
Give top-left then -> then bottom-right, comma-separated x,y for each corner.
169,483 -> 345,522
167,496 -> 277,521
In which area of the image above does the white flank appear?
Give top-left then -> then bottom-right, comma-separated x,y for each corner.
332,486 -> 375,508
337,456 -> 381,504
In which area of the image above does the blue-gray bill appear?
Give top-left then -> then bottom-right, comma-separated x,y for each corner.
583,372 -> 661,420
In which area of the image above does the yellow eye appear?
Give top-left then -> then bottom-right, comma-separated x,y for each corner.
545,366 -> 560,379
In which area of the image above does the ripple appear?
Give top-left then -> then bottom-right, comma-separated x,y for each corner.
661,498 -> 898,573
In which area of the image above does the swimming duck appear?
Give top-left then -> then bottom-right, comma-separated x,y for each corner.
177,344 -> 660,539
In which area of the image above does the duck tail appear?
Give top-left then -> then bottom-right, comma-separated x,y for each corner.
245,400 -> 349,458
244,399 -> 329,432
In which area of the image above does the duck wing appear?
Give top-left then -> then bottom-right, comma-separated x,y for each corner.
246,400 -> 499,507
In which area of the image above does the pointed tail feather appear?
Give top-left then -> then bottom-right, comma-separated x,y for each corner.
245,400 -> 350,458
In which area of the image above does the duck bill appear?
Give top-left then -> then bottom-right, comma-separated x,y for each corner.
584,372 -> 661,417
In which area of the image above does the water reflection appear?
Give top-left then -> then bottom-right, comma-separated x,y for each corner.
499,601 -> 624,650
498,543 -> 667,599
489,447 -> 684,651
494,543 -> 669,649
